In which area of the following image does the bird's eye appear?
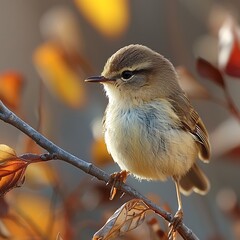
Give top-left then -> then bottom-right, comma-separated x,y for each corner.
121,70 -> 134,80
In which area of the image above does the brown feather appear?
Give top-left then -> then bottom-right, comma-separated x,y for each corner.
179,163 -> 210,195
168,92 -> 210,162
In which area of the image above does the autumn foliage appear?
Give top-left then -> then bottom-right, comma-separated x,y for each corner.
0,2 -> 240,240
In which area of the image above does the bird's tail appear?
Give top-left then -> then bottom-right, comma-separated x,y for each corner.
179,163 -> 210,196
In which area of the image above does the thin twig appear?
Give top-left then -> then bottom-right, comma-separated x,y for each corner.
0,100 -> 199,240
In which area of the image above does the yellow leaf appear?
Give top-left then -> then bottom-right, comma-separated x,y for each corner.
3,193 -> 65,239
0,145 -> 16,162
34,42 -> 86,108
75,0 -> 129,38
0,71 -> 24,111
93,199 -> 151,240
91,138 -> 113,167
25,163 -> 58,188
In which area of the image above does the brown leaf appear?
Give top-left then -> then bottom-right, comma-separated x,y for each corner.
176,66 -> 210,99
219,18 -> 240,77
196,58 -> 225,87
0,71 -> 24,111
93,199 -> 151,240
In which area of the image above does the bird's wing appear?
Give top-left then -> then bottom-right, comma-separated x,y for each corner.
169,93 -> 210,162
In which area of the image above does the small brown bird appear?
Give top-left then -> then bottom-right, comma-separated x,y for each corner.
86,44 -> 210,236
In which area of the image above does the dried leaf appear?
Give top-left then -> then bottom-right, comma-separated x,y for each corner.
219,18 -> 240,77
33,42 -> 86,108
93,199 -> 151,240
196,58 -> 225,87
176,66 -> 210,99
0,145 -> 39,196
0,71 -> 24,111
75,0 -> 129,38
0,159 -> 27,196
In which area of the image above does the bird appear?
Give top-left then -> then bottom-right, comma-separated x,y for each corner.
85,44 -> 210,237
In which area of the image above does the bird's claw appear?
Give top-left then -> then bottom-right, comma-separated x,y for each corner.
168,209 -> 183,240
107,170 -> 129,200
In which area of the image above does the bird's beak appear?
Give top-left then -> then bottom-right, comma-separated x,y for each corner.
85,75 -> 114,83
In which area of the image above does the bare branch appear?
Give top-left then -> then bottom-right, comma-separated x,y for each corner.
0,100 -> 199,240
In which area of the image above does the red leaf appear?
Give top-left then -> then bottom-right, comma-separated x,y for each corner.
225,36 -> 240,77
218,18 -> 240,78
196,58 -> 225,87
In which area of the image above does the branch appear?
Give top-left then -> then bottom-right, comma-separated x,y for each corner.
0,101 -> 199,240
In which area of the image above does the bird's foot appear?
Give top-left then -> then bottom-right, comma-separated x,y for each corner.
107,170 -> 129,200
168,209 -> 183,240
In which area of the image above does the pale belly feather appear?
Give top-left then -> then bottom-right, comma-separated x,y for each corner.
104,101 -> 198,180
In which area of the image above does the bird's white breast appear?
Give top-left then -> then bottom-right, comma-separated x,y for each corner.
104,100 -> 198,180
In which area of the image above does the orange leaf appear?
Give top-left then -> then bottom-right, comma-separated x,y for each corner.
91,138 -> 113,167
93,199 -> 151,240
34,42 -> 86,108
0,220 -> 11,238
0,160 -> 27,196
0,71 -> 24,111
0,145 -> 29,196
3,193 -> 65,239
75,0 -> 129,38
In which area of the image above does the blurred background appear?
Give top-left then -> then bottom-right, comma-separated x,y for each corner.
0,0 -> 240,239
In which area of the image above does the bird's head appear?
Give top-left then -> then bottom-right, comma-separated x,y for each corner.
85,44 -> 181,105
